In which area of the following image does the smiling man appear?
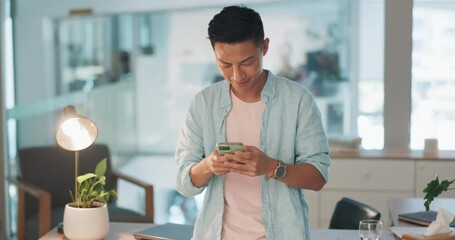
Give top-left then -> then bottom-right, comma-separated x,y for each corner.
175,5 -> 331,240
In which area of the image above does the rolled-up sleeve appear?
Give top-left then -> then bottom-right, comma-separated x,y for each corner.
295,92 -> 331,182
175,95 -> 207,197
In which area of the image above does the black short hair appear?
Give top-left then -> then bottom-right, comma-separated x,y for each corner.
208,5 -> 264,47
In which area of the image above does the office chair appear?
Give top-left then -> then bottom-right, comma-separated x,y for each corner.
329,197 -> 381,229
10,144 -> 154,240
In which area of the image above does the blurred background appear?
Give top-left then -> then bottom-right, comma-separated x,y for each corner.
2,0 -> 455,238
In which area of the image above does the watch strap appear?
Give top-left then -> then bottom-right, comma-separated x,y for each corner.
266,160 -> 286,180
266,160 -> 280,180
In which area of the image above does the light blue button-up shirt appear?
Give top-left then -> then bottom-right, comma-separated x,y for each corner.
175,70 -> 330,240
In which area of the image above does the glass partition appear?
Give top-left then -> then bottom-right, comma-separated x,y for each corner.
258,1 -> 351,136
55,14 -> 135,95
411,1 -> 455,150
26,1 -> 358,155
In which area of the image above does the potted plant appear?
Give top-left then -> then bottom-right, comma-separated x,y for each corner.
423,176 -> 455,211
63,158 -> 118,240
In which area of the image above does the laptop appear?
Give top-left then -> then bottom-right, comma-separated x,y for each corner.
133,223 -> 194,240
398,210 -> 455,227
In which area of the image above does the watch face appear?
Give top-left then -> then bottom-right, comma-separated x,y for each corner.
276,165 -> 286,179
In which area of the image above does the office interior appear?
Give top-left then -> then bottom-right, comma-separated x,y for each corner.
1,0 -> 455,238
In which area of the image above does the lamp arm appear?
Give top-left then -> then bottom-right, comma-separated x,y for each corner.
75,151 -> 79,207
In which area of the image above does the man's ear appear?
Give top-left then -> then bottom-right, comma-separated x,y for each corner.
262,38 -> 270,56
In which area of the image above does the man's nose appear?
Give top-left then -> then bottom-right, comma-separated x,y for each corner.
232,66 -> 244,81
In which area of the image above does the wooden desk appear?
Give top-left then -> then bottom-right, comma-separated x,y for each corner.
39,222 -> 396,240
387,197 -> 455,227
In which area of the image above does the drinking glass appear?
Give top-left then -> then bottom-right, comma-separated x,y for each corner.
359,219 -> 382,240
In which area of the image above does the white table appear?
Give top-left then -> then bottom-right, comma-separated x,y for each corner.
39,222 -> 397,240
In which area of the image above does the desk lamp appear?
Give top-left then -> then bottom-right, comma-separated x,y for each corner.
56,105 -> 98,207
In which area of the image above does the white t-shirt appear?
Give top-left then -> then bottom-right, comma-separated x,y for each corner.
221,90 -> 266,240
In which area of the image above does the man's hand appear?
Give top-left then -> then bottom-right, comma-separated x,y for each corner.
189,150 -> 231,187
223,145 -> 276,177
205,150 -> 231,176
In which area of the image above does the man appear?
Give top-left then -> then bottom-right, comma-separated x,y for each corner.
175,5 -> 330,240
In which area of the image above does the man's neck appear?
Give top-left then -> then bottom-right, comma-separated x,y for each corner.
232,71 -> 267,103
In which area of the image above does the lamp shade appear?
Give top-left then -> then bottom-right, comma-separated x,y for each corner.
56,105 -> 98,151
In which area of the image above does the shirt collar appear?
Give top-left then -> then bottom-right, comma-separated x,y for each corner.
220,69 -> 276,110
261,69 -> 276,104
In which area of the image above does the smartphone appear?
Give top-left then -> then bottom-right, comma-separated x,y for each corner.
216,142 -> 245,155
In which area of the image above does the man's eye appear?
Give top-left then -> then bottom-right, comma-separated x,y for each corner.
242,59 -> 255,66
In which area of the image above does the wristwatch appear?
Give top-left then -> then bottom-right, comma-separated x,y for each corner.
268,160 -> 287,180
274,160 -> 287,180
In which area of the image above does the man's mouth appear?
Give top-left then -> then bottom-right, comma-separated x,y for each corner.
234,79 -> 249,86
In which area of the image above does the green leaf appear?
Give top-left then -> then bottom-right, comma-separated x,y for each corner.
423,176 -> 455,211
71,158 -> 117,208
77,173 -> 97,184
95,158 -> 107,177
109,189 -> 118,200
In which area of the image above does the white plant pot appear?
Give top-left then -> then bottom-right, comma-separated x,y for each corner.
63,202 -> 109,240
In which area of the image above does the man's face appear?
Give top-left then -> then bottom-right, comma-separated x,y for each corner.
213,39 -> 269,100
